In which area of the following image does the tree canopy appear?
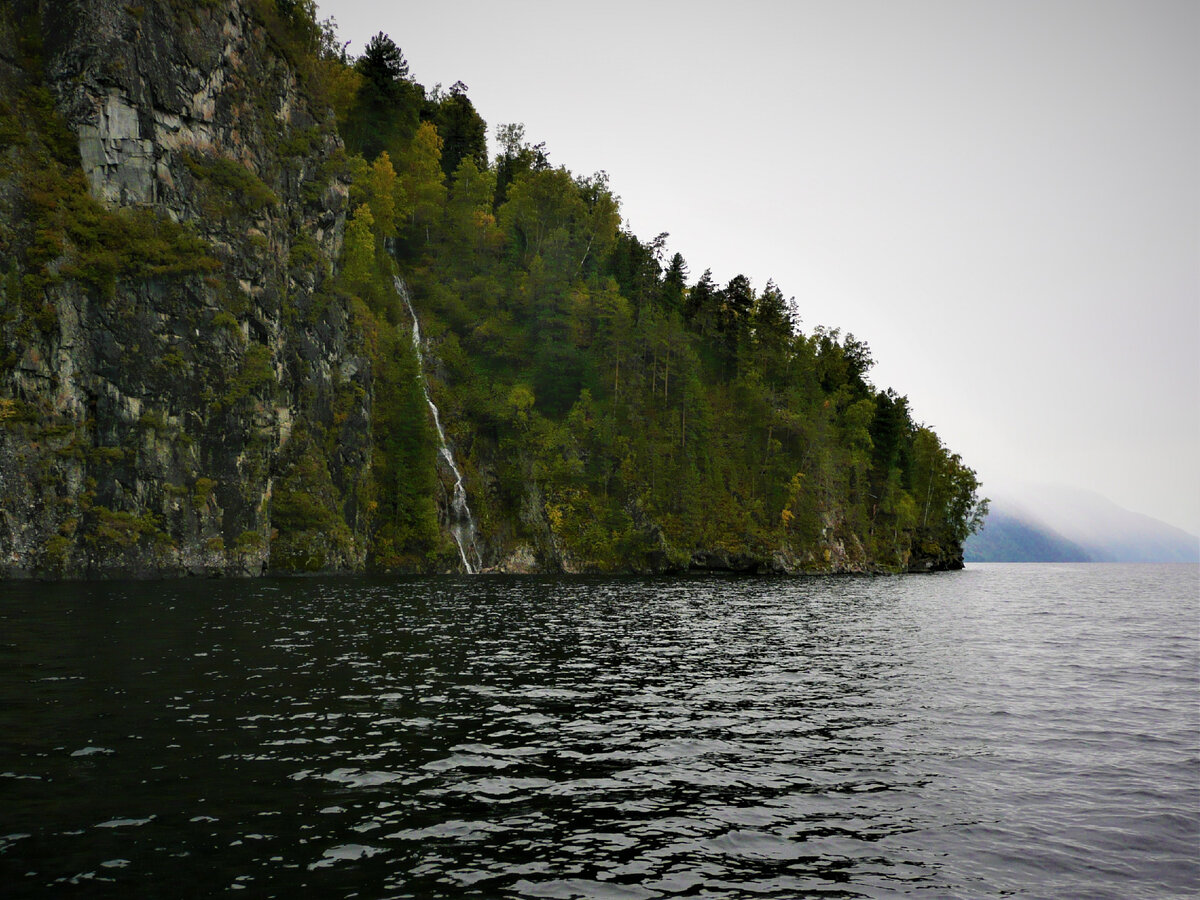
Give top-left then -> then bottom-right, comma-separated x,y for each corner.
290,18 -> 984,572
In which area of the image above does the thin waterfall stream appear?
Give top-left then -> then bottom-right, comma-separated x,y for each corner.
395,276 -> 483,573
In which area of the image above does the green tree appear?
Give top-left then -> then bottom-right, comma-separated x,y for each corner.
396,121 -> 446,242
606,230 -> 664,314
444,156 -> 500,257
661,251 -> 688,314
493,122 -> 551,209
684,269 -> 719,335
750,279 -> 794,379
369,326 -> 441,568
498,166 -> 586,269
341,203 -> 375,288
432,82 -> 489,179
345,33 -> 423,160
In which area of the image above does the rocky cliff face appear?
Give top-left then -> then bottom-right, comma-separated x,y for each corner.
0,0 -> 370,577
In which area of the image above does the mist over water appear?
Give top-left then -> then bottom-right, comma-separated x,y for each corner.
2,565 -> 1197,898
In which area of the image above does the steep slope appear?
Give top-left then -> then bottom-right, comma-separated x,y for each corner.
0,0 -> 370,576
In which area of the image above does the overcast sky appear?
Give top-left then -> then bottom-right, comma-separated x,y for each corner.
326,0 -> 1199,536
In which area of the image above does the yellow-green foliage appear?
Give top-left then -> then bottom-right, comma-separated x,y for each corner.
1,80 -> 216,316
367,324 -> 441,570
222,344 -> 276,407
182,152 -> 279,216
41,534 -> 72,571
31,171 -> 216,294
211,310 -> 240,332
269,430 -> 356,571
234,530 -> 264,552
368,153 -> 398,237
192,476 -> 217,509
288,233 -> 325,275
396,122 -> 445,229
0,398 -> 38,425
86,506 -> 173,550
341,204 -> 375,289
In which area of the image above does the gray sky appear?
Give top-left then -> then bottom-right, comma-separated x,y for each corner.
327,0 -> 1199,535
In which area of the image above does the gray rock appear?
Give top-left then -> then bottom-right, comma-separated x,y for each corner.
0,1 -> 364,579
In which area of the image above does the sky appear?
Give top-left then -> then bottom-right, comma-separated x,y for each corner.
325,0 -> 1200,536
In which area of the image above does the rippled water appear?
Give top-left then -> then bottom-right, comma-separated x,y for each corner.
1,564 -> 1197,898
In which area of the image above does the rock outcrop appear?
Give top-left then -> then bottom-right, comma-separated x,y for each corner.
0,0 -> 369,577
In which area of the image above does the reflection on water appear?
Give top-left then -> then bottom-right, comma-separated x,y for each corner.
1,566 -> 1197,898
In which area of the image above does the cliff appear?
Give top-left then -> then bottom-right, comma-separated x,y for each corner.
0,0 -> 369,577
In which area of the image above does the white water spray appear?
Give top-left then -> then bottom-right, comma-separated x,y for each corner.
395,276 -> 483,574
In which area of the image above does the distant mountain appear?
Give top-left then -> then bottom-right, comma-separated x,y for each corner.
966,485 -> 1200,563
965,508 -> 1092,562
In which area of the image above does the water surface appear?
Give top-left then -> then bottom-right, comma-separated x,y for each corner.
1,564 -> 1197,897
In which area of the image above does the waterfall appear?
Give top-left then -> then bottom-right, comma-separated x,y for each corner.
394,277 -> 483,574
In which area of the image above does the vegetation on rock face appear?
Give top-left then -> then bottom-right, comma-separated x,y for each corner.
0,0 -> 367,577
0,0 -> 985,577
1,79 -> 216,318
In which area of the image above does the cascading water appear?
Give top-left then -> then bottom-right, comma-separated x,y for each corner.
395,276 -> 483,574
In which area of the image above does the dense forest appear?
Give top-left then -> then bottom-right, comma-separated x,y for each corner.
318,13 -> 985,573
0,0 -> 985,576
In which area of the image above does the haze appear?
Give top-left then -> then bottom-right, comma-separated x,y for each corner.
326,0 -> 1199,536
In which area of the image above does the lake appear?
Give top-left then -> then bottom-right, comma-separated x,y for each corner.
1,564 -> 1197,898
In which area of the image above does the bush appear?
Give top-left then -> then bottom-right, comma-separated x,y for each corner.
183,152 -> 279,215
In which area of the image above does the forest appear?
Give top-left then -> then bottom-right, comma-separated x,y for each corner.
304,11 -> 985,572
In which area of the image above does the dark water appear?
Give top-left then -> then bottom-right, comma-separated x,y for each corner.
1,564 -> 1197,898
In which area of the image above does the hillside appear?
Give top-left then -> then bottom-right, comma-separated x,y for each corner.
966,487 -> 1199,563
0,0 -> 985,577
964,508 -> 1092,563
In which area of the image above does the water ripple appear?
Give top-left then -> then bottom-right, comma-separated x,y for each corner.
0,565 -> 1197,897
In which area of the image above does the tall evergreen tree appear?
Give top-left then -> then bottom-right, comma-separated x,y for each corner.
431,82 -> 489,179
661,252 -> 688,314
684,268 -> 719,334
345,33 -> 422,160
